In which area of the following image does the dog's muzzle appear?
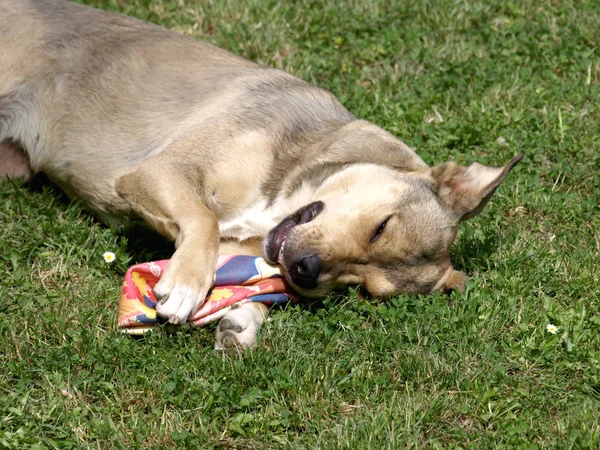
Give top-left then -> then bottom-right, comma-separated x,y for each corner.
264,202 -> 326,292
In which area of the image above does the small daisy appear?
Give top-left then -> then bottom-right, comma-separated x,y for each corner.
546,324 -> 558,334
102,251 -> 116,263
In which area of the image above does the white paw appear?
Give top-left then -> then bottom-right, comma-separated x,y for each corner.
215,303 -> 267,351
154,283 -> 208,325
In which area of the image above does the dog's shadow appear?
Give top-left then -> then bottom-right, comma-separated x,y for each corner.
118,225 -> 174,263
451,227 -> 500,274
27,174 -> 175,263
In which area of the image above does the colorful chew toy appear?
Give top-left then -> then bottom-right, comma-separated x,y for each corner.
118,255 -> 295,334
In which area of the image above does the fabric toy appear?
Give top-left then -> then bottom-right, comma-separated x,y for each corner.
118,255 -> 295,335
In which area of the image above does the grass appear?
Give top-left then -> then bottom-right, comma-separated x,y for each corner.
1,0 -> 600,448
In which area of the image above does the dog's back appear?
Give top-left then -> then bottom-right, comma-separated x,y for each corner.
0,0 -> 358,215
0,0 -> 249,169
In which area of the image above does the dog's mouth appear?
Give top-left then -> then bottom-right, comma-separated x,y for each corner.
264,201 -> 324,265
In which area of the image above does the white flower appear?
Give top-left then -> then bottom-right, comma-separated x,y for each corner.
102,251 -> 116,263
546,324 -> 558,334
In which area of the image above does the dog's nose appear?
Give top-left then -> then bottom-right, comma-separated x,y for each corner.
288,254 -> 322,290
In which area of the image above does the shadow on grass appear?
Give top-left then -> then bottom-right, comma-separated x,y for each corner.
451,228 -> 500,274
118,225 -> 174,263
26,173 -> 175,263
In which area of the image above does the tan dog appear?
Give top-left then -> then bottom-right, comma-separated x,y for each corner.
0,0 -> 522,350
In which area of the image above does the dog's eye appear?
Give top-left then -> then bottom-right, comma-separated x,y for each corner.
420,251 -> 433,261
370,216 -> 390,242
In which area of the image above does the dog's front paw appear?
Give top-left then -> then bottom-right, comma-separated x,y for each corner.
215,303 -> 268,351
154,284 -> 208,324
154,260 -> 215,324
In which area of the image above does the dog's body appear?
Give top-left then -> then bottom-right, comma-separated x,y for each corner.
1,0 -> 521,350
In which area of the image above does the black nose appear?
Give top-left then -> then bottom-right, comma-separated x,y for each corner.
288,254 -> 322,290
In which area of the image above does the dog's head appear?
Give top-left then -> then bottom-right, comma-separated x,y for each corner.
264,154 -> 522,299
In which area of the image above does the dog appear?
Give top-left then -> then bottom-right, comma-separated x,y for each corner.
0,0 -> 522,350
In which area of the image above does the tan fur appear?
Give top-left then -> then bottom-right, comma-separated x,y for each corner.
0,141 -> 33,181
0,0 -> 522,347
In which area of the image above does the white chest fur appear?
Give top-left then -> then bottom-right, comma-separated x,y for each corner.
218,181 -> 317,242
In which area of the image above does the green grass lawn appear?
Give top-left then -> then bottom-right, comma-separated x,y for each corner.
2,0 -> 600,448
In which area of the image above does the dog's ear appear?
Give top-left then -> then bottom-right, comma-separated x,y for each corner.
430,154 -> 523,221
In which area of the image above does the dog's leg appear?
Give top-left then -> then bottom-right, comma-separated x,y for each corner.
218,237 -> 264,256
0,140 -> 33,181
215,302 -> 268,351
116,158 -> 219,324
214,239 -> 270,351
